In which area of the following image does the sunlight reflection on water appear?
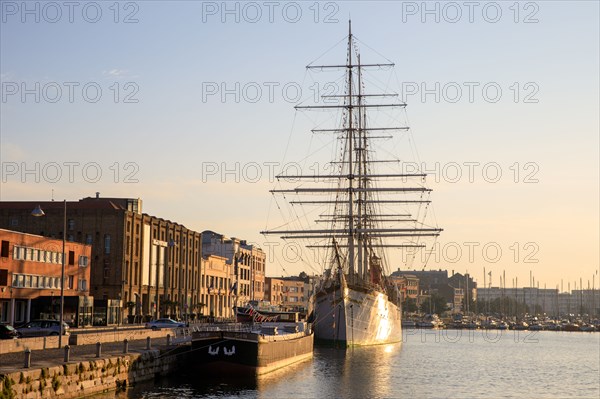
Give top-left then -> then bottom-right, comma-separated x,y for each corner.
124,331 -> 599,399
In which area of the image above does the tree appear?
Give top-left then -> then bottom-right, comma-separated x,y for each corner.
419,293 -> 449,315
402,298 -> 418,313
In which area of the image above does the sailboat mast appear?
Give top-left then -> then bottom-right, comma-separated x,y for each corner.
347,20 -> 355,276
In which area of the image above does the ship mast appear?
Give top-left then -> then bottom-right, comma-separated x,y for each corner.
356,48 -> 364,282
261,22 -> 443,287
346,20 -> 356,278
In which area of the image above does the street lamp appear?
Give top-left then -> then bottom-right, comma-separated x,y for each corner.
32,200 -> 66,348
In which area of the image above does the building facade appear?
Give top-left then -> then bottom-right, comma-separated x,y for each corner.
200,254 -> 234,319
0,229 -> 92,326
202,230 -> 266,306
265,277 -> 307,312
0,196 -> 203,323
475,287 -> 599,317
389,273 -> 419,302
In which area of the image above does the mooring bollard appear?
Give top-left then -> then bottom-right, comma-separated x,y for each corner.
64,345 -> 70,363
166,334 -> 171,346
24,348 -> 31,368
96,342 -> 102,358
146,336 -> 151,350
123,339 -> 129,354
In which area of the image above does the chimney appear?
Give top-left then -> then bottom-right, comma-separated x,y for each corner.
95,192 -> 100,199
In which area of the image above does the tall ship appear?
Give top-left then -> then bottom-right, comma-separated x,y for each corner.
262,22 -> 442,347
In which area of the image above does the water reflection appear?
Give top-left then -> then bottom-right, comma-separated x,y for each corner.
122,345 -> 402,399
339,344 -> 400,399
123,332 -> 599,399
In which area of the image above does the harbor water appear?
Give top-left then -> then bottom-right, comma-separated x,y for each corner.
118,330 -> 599,399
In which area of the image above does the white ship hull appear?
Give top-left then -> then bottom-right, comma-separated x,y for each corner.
314,282 -> 402,346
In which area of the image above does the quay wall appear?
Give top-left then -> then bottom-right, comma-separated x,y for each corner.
0,328 -> 182,355
0,346 -> 189,399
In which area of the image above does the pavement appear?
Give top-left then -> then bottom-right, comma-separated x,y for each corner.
0,336 -> 169,374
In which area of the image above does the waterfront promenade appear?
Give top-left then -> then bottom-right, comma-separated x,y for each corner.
0,335 -> 170,375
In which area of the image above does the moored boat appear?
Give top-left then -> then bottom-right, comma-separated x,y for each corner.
234,301 -> 299,323
402,319 -> 417,328
191,312 -> 313,376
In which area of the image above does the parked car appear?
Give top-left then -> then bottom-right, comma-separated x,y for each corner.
145,318 -> 185,330
0,323 -> 20,339
16,319 -> 70,337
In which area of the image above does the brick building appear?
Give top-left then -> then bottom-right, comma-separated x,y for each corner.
0,229 -> 92,326
265,277 -> 306,312
0,195 -> 203,323
389,273 -> 420,303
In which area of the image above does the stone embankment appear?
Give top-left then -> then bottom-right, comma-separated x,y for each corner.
0,330 -> 191,399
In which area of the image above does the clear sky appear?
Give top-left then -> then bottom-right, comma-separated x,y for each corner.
1,1 -> 598,290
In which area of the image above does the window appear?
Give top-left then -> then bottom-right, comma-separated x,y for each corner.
78,279 -> 88,291
68,276 -> 74,289
0,241 -> 9,258
79,255 -> 89,267
85,234 -> 93,245
68,251 -> 75,265
10,217 -> 18,226
104,235 -> 111,254
68,219 -> 75,230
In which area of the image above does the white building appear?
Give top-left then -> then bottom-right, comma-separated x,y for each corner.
478,287 -> 600,317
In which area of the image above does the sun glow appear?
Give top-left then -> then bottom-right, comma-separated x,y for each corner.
375,293 -> 391,341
